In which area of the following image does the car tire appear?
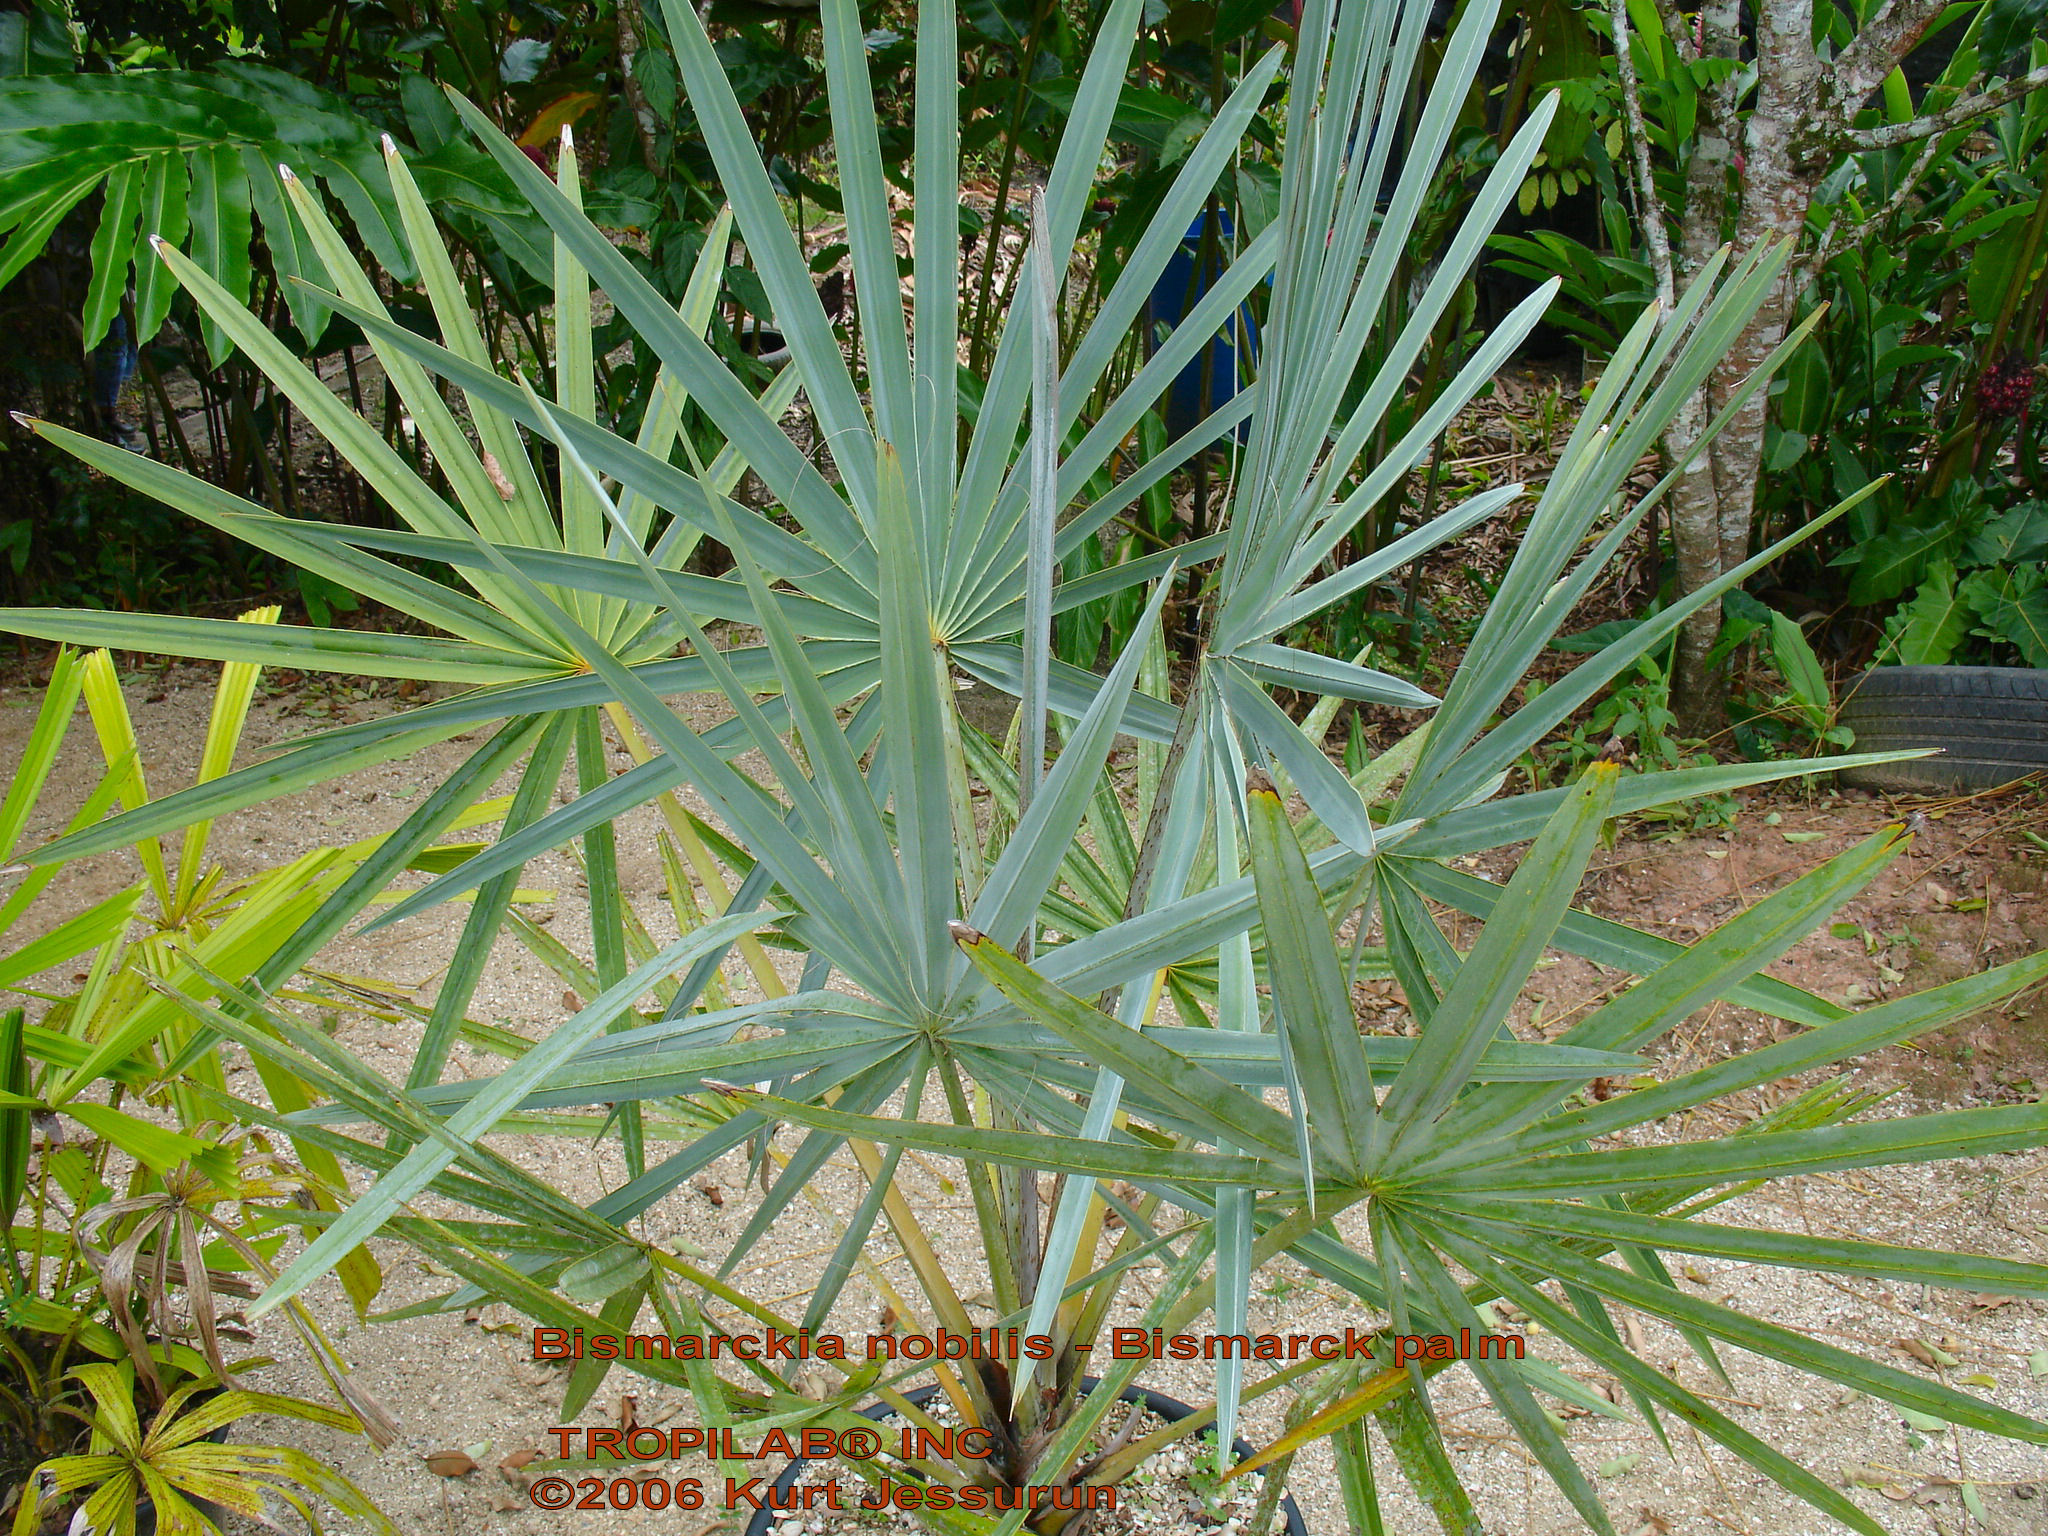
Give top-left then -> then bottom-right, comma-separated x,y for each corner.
1837,666 -> 2048,792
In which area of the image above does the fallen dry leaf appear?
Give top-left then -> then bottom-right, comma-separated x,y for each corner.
424,1450 -> 477,1478
1895,1337 -> 1939,1368
500,1448 -> 541,1474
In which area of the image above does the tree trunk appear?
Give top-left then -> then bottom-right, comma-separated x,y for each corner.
1660,0 -> 1745,740
1667,390 -> 1726,740
1668,0 -> 1825,738
1650,0 -> 2048,736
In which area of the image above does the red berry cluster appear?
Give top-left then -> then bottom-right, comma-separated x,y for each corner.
1976,357 -> 2039,418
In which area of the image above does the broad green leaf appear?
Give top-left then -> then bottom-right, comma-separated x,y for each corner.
1766,610 -> 1829,720
188,142 -> 252,365
81,157 -> 140,349
1876,561 -> 1969,666
0,164 -> 106,289
1964,565 -> 2048,666
1848,520 -> 1955,606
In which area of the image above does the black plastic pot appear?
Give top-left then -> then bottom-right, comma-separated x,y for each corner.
741,1378 -> 1309,1536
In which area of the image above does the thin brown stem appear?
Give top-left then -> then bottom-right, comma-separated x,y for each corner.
1844,62 -> 2048,149
1609,0 -> 1676,310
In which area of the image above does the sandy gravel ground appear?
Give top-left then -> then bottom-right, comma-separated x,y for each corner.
4,660 -> 2046,1536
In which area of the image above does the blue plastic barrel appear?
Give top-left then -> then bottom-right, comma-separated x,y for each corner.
1146,207 -> 1260,441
